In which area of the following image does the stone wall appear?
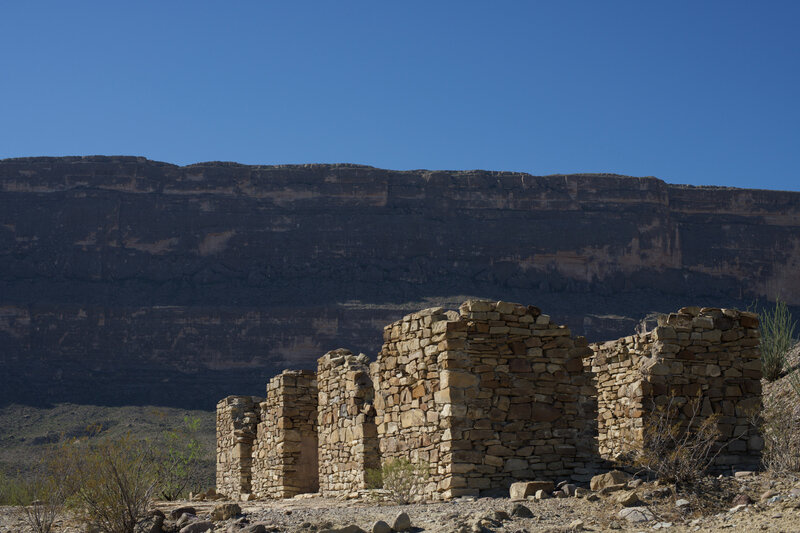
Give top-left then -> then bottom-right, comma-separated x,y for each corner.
216,395 -> 262,500
372,300 -> 598,500
317,349 -> 380,498
217,300 -> 764,501
372,307 -> 454,499
251,370 -> 319,498
589,306 -> 762,471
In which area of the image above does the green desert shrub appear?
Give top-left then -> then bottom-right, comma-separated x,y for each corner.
759,299 -> 797,382
153,415 -> 205,500
0,470 -> 32,506
54,433 -> 158,533
366,457 -> 430,504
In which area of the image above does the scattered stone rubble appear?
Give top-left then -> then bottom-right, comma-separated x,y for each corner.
216,300 -> 763,502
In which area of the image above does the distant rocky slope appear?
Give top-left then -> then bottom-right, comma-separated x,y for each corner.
1,156 -> 798,408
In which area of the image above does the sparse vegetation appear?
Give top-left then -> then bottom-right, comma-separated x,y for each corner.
759,299 -> 797,382
760,391 -> 800,475
55,433 -> 158,533
153,415 -> 205,500
626,394 -> 722,484
366,457 -> 430,504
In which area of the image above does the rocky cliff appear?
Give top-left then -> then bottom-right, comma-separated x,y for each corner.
2,156 -> 798,408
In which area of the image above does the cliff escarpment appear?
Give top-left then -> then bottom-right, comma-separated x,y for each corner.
2,156 -> 798,407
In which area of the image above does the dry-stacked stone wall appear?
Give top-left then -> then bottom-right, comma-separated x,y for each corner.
373,300 -> 598,500
216,300 -> 764,501
251,370 -> 319,498
372,306 -> 454,499
216,395 -> 262,500
317,349 -> 380,498
450,300 -> 597,494
589,306 -> 762,471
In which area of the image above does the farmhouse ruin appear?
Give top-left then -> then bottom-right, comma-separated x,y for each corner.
216,300 -> 763,501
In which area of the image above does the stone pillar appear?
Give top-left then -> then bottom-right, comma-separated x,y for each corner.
251,370 -> 319,498
317,349 -> 380,498
216,395 -> 262,500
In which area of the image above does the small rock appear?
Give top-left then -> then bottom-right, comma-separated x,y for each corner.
332,526 -> 365,533
734,471 -> 755,478
585,493 -> 600,502
768,495 -> 783,504
554,490 -> 568,499
534,489 -> 549,500
652,522 -> 673,529
392,512 -> 412,532
675,499 -> 691,508
492,510 -> 510,521
511,503 -> 534,518
179,522 -> 213,533
170,507 -> 197,520
627,478 -> 643,488
614,490 -> 642,507
644,487 -> 672,499
371,520 -> 391,533
728,504 -> 748,514
732,494 -> 754,506
599,483 -> 626,495
760,489 -> 779,502
618,506 -> 655,523
240,525 -> 268,533
561,484 -> 577,496
568,519 -> 584,531
590,470 -> 631,491
509,481 -> 555,499
212,503 -> 241,521
574,487 -> 589,498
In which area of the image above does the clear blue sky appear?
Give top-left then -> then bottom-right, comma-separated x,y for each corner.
1,2 -> 798,191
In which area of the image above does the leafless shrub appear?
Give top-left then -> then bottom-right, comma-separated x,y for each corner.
760,389 -> 800,475
625,394 -> 721,484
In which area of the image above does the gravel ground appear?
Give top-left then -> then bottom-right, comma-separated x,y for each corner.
4,476 -> 800,533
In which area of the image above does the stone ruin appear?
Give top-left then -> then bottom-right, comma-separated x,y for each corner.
217,300 -> 763,501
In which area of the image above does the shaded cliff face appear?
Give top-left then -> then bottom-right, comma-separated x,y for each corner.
1,156 -> 798,408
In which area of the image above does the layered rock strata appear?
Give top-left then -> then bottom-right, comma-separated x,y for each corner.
2,157 -> 799,407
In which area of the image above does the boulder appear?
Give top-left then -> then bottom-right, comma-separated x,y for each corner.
179,521 -> 213,533
212,503 -> 241,521
590,470 -> 631,491
170,507 -> 197,520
